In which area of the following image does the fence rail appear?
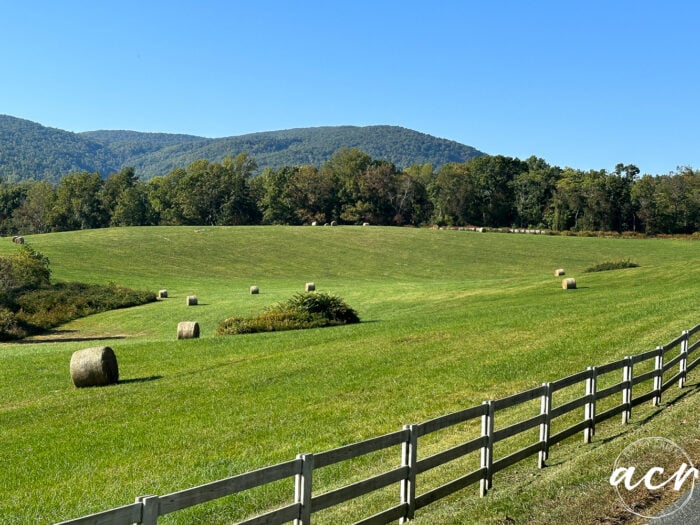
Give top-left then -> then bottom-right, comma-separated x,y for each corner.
55,324 -> 700,525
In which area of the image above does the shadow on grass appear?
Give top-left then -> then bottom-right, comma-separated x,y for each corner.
16,330 -> 129,344
119,376 -> 163,385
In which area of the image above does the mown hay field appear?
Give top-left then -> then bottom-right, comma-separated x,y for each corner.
1,226 -> 698,524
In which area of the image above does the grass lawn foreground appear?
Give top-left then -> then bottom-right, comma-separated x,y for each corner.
0,225 -> 699,524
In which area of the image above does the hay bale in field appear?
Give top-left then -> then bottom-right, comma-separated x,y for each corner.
362,222 -> 370,226
250,285 -> 259,294
12,236 -> 24,244
562,278 -> 577,290
177,321 -> 200,339
70,347 -> 119,388
330,221 -> 337,226
305,282 -> 316,292
554,269 -> 566,276
186,295 -> 198,306
158,289 -> 168,299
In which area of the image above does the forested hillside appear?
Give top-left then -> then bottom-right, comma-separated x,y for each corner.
0,115 -> 484,181
0,116 -> 119,181
81,126 -> 484,180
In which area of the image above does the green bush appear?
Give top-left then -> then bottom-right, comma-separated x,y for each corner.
15,282 -> 157,332
281,291 -> 360,325
0,307 -> 25,340
0,245 -> 51,304
217,292 -> 360,335
584,259 -> 640,273
0,244 -> 156,340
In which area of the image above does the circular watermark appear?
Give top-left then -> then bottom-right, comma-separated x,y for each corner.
610,437 -> 698,519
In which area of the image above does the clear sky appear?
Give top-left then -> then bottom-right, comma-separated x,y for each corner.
1,0 -> 698,175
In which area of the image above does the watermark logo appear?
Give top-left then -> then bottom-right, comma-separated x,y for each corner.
610,437 -> 698,518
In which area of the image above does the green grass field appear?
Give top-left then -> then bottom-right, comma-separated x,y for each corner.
1,226 -> 699,524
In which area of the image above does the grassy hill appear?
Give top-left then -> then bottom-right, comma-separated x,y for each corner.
0,115 -> 485,181
0,226 -> 698,524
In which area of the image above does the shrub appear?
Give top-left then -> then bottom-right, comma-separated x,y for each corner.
281,292 -> 360,325
584,259 -> 640,273
217,292 -> 360,335
0,307 -> 25,340
0,245 -> 51,304
14,282 -> 157,333
0,245 -> 156,340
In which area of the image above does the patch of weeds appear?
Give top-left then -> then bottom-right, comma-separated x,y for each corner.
584,259 -> 639,273
11,283 -> 156,336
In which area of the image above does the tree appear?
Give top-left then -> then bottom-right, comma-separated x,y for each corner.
111,184 -> 156,226
287,165 -> 339,224
653,167 -> 700,233
321,148 -> 373,219
148,169 -> 188,225
511,157 -> 559,228
468,155 -> 527,227
393,170 -> 433,225
101,167 -> 139,224
430,162 -> 481,226
402,164 -> 435,226
52,172 -> 107,231
551,169 -> 585,231
605,164 -> 638,232
255,166 -> 298,225
219,154 -> 260,225
171,155 -> 260,226
12,180 -> 56,234
342,161 -> 399,225
0,182 -> 28,235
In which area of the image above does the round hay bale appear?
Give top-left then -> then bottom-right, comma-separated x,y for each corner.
186,295 -> 198,306
305,282 -> 316,292
562,278 -> 577,290
13,236 -> 24,244
250,285 -> 259,294
330,221 -> 337,226
70,347 -> 119,388
158,289 -> 168,299
554,269 -> 566,276
177,321 -> 200,339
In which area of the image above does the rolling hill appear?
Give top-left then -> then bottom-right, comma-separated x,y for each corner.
1,226 -> 699,524
0,115 -> 485,182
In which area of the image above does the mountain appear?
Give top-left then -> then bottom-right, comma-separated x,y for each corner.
0,115 -> 119,181
0,115 -> 485,182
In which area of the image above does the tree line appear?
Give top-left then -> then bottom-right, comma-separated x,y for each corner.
0,148 -> 698,236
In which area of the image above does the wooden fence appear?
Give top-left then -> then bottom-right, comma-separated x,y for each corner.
55,324 -> 700,525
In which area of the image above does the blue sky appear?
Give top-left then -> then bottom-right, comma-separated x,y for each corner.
1,0 -> 699,175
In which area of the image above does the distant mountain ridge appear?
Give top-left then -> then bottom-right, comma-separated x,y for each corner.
0,115 -> 485,182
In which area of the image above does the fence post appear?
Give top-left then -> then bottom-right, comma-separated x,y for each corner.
584,367 -> 597,443
399,424 -> 418,524
622,356 -> 633,424
538,382 -> 552,468
294,453 -> 314,525
653,346 -> 664,406
480,400 -> 494,497
134,495 -> 159,525
679,330 -> 689,388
